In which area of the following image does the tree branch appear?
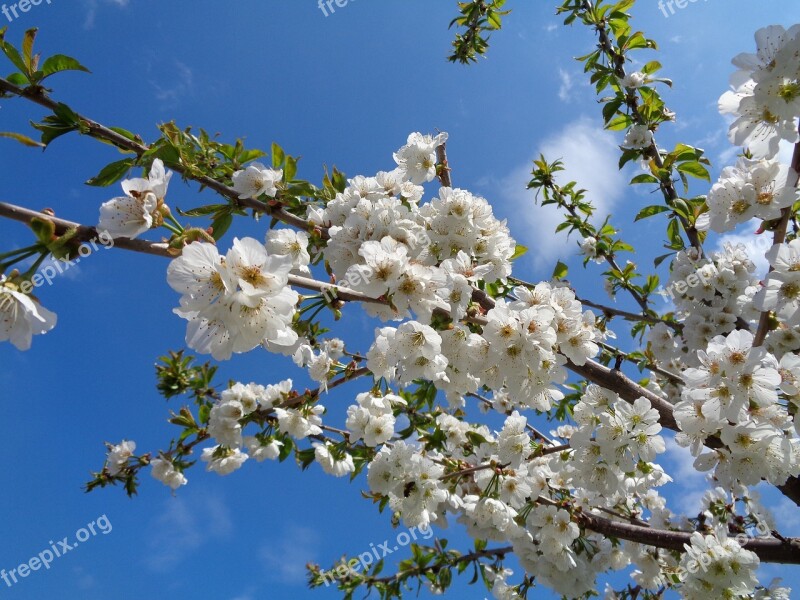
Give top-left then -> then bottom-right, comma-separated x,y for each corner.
5,201 -> 800,507
0,78 -> 313,234
577,510 -> 800,564
0,201 -> 379,304
753,128 -> 800,347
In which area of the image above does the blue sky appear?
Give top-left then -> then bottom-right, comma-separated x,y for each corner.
0,1 -> 799,599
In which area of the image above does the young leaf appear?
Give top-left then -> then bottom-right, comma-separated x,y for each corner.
634,204 -> 670,221
86,158 -> 135,187
0,131 -> 44,148
510,244 -> 528,261
40,54 -> 91,79
552,260 -> 569,280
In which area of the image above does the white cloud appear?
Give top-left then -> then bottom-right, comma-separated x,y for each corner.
144,494 -> 233,572
72,566 -> 97,590
481,118 -> 628,274
260,524 -> 321,584
557,69 -> 573,102
715,231 -> 772,276
151,61 -> 195,105
662,435 -> 711,516
83,0 -> 129,30
766,496 -> 800,535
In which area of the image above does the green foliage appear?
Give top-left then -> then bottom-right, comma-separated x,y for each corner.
0,27 -> 88,89
448,0 -> 510,64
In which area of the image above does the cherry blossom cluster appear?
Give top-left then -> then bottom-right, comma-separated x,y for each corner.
179,380 -> 294,481
313,134 -> 515,324
364,282 -> 602,412
652,243 -> 762,364
563,390 -> 669,497
674,329 -> 800,487
166,237 -> 301,360
97,159 -> 172,239
699,157 -> 799,233
719,25 -> 800,160
0,274 -> 57,351
678,530 -> 760,599
755,239 -> 800,328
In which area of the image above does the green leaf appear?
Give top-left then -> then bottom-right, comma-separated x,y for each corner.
1,37 -> 28,75
177,204 -> 229,217
510,244 -> 528,261
108,126 -> 140,143
21,28 -> 36,72
666,218 -> 684,249
6,72 -> 29,86
40,54 -> 90,79
86,158 -> 134,186
238,148 -> 266,165
653,252 -> 674,268
606,113 -> 633,131
676,161 -> 710,181
641,60 -> 662,75
0,131 -> 44,148
629,173 -> 659,185
284,155 -> 298,182
634,204 -> 670,221
210,213 -> 233,241
271,143 -> 285,169
552,260 -> 568,280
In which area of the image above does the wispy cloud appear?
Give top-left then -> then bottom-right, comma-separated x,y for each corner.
557,68 -> 573,102
151,60 -> 195,106
716,231 -> 771,276
144,494 -> 233,572
479,118 -> 628,274
662,436 -> 710,516
72,566 -> 97,591
260,524 -> 321,584
83,0 -> 129,30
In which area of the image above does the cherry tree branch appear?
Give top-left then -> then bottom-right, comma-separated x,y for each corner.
435,141 -> 452,188
0,201 -> 378,304
753,130 -> 800,347
368,545 -> 514,586
575,293 -> 680,331
580,0 -> 702,254
5,202 -> 800,507
576,510 -> 800,564
598,341 -> 684,385
0,78 -> 313,234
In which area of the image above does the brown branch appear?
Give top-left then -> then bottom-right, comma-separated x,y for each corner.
575,293 -> 680,331
581,0 -> 702,254
753,128 -> 800,347
368,545 -> 514,585
577,511 -> 800,564
435,142 -> 452,188
0,201 -> 172,257
566,358 -> 679,431
6,203 -> 800,507
0,202 -> 380,304
598,341 -> 684,385
0,77 -> 313,234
